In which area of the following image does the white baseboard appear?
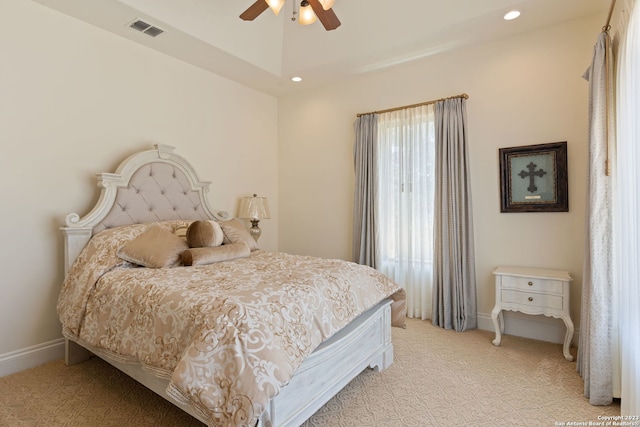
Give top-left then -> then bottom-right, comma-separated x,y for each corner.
477,311 -> 579,347
0,338 -> 65,377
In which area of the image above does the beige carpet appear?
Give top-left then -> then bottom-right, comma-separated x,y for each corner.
0,319 -> 620,426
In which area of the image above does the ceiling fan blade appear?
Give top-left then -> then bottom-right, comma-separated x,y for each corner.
307,0 -> 341,31
240,0 -> 269,21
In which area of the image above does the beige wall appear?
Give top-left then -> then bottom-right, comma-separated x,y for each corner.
278,15 -> 600,340
0,0 -> 278,359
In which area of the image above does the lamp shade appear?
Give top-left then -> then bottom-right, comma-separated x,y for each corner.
238,194 -> 271,220
267,0 -> 286,15
298,1 -> 317,25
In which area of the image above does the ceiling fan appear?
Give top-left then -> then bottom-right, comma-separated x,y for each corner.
240,0 -> 341,31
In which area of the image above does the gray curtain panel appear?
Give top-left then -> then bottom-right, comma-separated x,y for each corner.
431,97 -> 478,331
577,31 -> 614,406
352,114 -> 379,267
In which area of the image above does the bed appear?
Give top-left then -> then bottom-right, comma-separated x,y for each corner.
58,144 -> 405,427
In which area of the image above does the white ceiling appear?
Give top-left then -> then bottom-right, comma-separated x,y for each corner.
32,0 -> 608,96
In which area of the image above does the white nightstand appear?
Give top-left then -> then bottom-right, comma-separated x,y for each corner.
491,266 -> 574,361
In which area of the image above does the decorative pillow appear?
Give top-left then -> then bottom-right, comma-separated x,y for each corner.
174,224 -> 190,240
186,220 -> 224,248
117,225 -> 188,268
390,288 -> 407,329
218,218 -> 259,251
182,242 -> 251,266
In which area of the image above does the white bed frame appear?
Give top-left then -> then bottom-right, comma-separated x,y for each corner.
61,144 -> 394,426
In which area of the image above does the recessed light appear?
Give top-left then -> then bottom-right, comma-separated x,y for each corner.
503,10 -> 521,21
291,76 -> 303,82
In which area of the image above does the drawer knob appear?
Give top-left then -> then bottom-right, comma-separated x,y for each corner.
528,281 -> 533,286
528,297 -> 533,302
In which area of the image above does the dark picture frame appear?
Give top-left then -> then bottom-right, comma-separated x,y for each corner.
499,142 -> 568,213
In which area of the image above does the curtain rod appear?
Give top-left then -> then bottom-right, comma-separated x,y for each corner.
356,93 -> 469,117
603,0 -> 617,31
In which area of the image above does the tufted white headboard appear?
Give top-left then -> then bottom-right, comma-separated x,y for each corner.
61,144 -> 230,274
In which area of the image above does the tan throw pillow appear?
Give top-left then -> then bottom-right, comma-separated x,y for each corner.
186,220 -> 224,248
117,225 -> 188,268
218,218 -> 259,251
182,242 -> 251,266
390,288 -> 407,329
174,224 -> 189,240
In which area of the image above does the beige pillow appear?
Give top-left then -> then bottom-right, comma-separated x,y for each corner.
186,220 -> 224,248
174,224 -> 189,240
390,288 -> 407,329
182,242 -> 251,266
218,218 -> 259,251
117,225 -> 188,268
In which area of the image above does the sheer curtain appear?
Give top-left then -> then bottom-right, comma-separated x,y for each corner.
614,0 -> 640,415
376,105 -> 435,319
431,98 -> 477,331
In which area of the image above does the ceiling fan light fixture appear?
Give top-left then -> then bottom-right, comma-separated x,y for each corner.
267,0 -> 286,16
298,1 -> 317,25
239,0 -> 340,30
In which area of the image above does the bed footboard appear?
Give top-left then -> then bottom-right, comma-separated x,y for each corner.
64,299 -> 393,427
261,298 -> 393,426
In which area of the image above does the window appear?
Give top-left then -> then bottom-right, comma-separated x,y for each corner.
376,105 -> 435,319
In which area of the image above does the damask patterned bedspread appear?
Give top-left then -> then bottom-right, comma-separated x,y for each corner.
57,221 -> 403,427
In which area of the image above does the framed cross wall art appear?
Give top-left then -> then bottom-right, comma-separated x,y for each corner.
499,142 -> 568,213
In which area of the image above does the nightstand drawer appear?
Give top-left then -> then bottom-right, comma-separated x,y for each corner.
501,276 -> 563,294
501,289 -> 563,310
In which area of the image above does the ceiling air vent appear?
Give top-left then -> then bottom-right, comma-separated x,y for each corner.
128,19 -> 164,37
